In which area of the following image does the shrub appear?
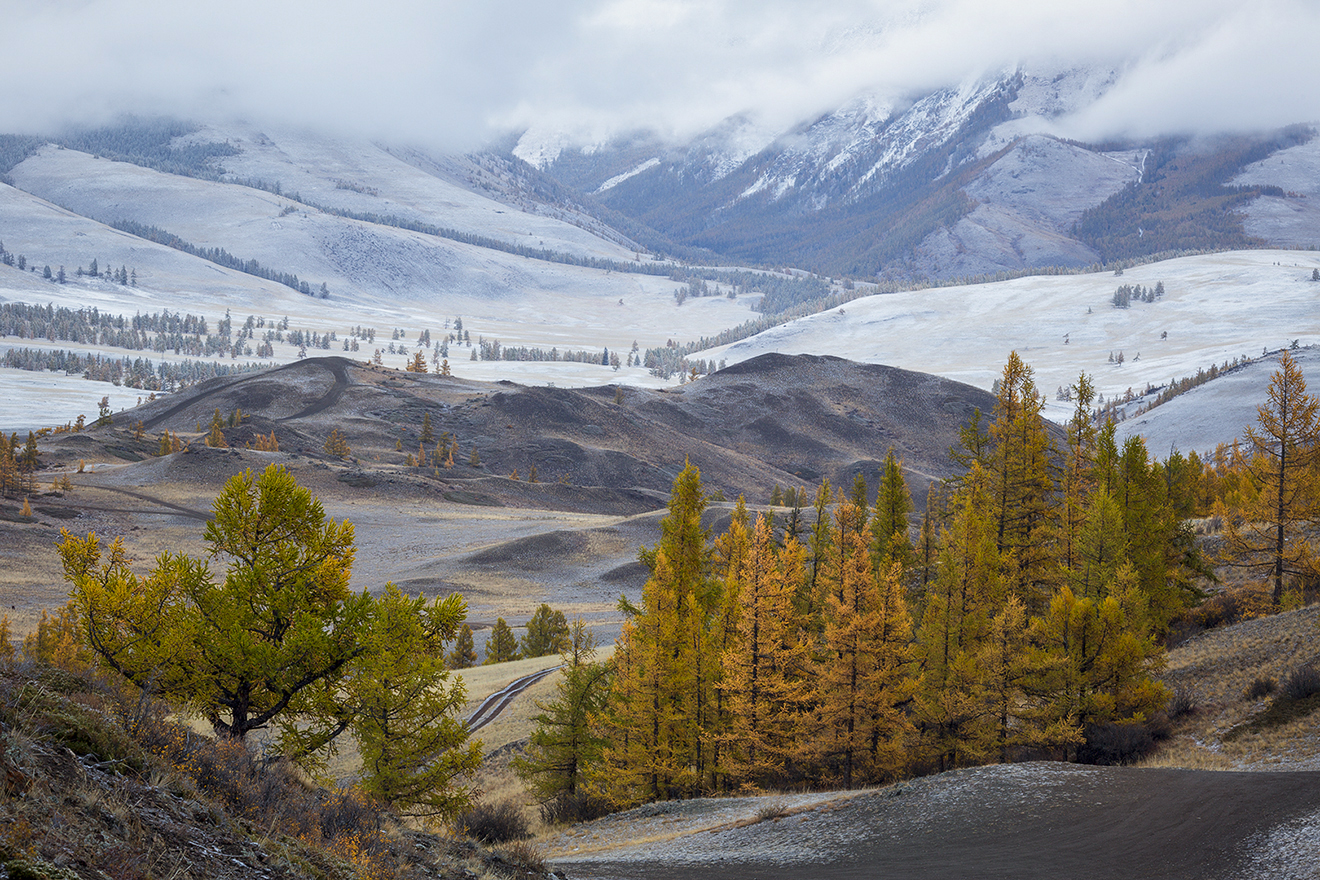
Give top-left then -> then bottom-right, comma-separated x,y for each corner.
0,668 -> 143,772
1167,688 -> 1197,719
1076,723 -> 1157,766
1245,676 -> 1277,701
455,799 -> 530,844
538,790 -> 613,826
1145,711 -> 1174,742
317,787 -> 382,840
498,840 -> 546,874
1282,665 -> 1320,701
1166,588 -> 1260,647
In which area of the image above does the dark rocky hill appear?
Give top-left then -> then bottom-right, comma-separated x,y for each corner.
76,353 -> 996,513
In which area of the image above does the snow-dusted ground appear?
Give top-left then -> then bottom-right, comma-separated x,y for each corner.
0,258 -> 758,430
195,123 -> 640,261
699,249 -> 1320,431
9,145 -> 644,306
5,248 -> 1319,444
4,132 -> 1317,451
1115,347 -> 1320,457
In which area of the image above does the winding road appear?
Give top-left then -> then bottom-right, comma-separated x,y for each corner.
141,357 -> 353,430
465,665 -> 562,733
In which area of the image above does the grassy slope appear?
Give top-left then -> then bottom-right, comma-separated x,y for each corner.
1153,603 -> 1320,772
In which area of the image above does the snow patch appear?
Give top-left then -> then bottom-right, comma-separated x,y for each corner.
595,158 -> 660,193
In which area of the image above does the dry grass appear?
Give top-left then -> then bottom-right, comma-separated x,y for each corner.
0,658 -> 556,880
1156,601 -> 1320,771
458,655 -> 568,703
1162,603 -> 1320,707
1137,741 -> 1236,771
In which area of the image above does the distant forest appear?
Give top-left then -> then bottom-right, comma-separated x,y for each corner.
0,117 -> 237,184
1072,127 -> 1315,263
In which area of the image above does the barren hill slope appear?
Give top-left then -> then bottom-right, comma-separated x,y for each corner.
95,352 -> 993,506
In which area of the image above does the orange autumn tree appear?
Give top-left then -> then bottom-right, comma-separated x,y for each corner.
1216,350 -> 1320,606
718,515 -> 813,788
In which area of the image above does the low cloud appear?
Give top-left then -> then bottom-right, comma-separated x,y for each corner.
1,0 -> 1316,151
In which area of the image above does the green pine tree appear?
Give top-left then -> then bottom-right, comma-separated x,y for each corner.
483,617 -> 519,664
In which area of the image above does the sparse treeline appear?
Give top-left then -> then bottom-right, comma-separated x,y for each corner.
471,338 -> 624,367
0,302 -> 372,379
1091,349 -> 1276,425
0,302 -> 212,353
0,430 -> 41,498
1,347 -> 265,392
521,353 -> 1209,811
178,185 -> 848,313
111,219 -> 330,298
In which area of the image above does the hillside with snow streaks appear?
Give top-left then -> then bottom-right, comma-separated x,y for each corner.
524,64 -> 1318,279
697,249 -> 1320,444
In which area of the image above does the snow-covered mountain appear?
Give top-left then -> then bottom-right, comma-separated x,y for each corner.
1,87 -> 1317,449
514,66 -> 1317,280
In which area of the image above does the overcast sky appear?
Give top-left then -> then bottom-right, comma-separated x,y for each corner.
3,0 -> 1318,150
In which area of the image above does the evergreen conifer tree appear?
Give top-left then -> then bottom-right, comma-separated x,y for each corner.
514,620 -> 610,807
1217,351 -> 1320,605
447,623 -> 478,669
484,618 -> 519,664
521,604 -> 571,658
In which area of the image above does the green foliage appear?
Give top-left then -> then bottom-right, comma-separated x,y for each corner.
520,604 -> 570,659
483,618 -> 519,665
447,623 -> 478,669
513,620 -> 610,806
870,448 -> 914,573
62,464 -> 480,815
64,465 -> 370,743
341,584 -> 480,817
599,459 -> 718,802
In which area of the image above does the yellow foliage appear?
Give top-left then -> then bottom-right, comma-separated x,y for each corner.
0,614 -> 15,662
324,429 -> 351,459
21,600 -> 91,671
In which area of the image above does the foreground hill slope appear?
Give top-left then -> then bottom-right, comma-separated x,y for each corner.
543,763 -> 1320,879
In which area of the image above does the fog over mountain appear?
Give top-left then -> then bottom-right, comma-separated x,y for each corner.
3,0 -> 1318,150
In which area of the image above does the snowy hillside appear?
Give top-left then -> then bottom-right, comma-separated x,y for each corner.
8,143 -> 643,306
698,249 -> 1320,442
1115,347 -> 1320,457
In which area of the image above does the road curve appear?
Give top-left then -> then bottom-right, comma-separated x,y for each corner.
140,356 -> 353,430
465,665 -> 562,733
